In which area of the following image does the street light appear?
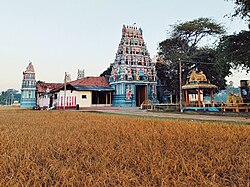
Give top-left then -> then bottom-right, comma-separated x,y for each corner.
63,72 -> 71,110
179,60 -> 183,112
63,72 -> 67,110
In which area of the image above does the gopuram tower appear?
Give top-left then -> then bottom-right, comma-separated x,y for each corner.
20,62 -> 36,108
109,25 -> 158,107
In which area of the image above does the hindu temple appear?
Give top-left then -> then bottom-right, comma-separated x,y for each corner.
20,62 -> 37,108
109,25 -> 158,107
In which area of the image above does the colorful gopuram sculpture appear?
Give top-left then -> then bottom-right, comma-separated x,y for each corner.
109,25 -> 158,107
20,62 -> 37,108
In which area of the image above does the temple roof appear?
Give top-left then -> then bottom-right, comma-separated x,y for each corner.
47,77 -> 111,93
122,24 -> 143,37
73,86 -> 114,91
182,70 -> 218,90
37,82 -> 63,93
182,83 -> 217,90
24,62 -> 35,73
69,76 -> 110,87
109,24 -> 157,84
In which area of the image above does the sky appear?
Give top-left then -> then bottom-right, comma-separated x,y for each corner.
0,0 -> 249,92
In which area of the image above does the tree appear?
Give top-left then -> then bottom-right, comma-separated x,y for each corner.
0,89 -> 19,105
157,18 -> 228,96
220,1 -> 250,70
217,30 -> 250,71
100,63 -> 112,77
227,0 -> 250,23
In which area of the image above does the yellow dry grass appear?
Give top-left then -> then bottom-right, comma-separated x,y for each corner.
0,108 -> 249,186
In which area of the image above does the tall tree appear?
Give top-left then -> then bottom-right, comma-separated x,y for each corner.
218,1 -> 250,71
157,18 -> 228,96
227,0 -> 250,24
100,63 -> 112,77
0,89 -> 19,105
217,30 -> 250,71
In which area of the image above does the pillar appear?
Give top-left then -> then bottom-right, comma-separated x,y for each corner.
210,89 -> 214,107
185,90 -> 189,107
97,92 -> 99,104
109,92 -> 112,104
198,87 -> 201,107
106,93 -> 108,105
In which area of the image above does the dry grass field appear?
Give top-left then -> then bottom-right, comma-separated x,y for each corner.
0,108 -> 249,186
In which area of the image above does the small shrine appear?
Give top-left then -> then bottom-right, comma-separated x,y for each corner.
109,25 -> 158,107
20,62 -> 37,108
221,93 -> 249,112
182,71 -> 217,110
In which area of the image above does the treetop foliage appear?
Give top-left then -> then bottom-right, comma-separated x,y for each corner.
228,0 -> 250,21
168,18 -> 226,57
172,18 -> 225,45
157,18 -> 229,93
217,30 -> 250,71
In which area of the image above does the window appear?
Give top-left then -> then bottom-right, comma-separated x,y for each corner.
82,95 -> 87,99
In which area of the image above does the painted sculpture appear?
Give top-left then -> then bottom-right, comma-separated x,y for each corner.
189,71 -> 207,83
110,25 -> 158,107
182,70 -> 217,108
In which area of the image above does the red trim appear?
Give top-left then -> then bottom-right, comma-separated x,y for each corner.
57,106 -> 76,110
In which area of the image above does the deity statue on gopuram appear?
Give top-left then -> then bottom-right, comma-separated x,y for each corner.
109,24 -> 158,107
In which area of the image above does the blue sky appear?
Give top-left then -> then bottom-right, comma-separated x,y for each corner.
0,0 -> 249,91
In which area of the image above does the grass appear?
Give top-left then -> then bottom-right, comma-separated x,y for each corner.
0,108 -> 249,186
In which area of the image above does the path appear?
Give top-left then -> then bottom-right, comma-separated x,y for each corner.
84,107 -> 250,124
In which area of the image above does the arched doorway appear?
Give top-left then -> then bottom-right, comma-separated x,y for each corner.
136,85 -> 147,106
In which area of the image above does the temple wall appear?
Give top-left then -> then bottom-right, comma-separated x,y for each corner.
75,91 -> 92,107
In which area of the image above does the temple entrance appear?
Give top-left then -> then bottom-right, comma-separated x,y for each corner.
136,85 -> 147,106
92,91 -> 112,105
49,96 -> 53,108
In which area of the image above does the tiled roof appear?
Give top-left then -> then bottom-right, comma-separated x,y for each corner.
69,76 -> 110,87
37,82 -> 63,93
37,77 -> 110,93
73,86 -> 114,91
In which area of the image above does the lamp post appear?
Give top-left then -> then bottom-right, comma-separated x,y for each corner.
179,60 -> 183,112
63,72 -> 67,110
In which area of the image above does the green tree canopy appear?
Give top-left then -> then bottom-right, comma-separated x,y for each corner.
0,89 -> 19,105
217,30 -> 250,71
100,64 -> 112,77
157,18 -> 228,95
227,0 -> 250,23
